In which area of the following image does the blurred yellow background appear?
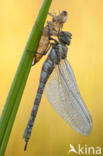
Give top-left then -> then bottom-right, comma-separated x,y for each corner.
0,0 -> 103,155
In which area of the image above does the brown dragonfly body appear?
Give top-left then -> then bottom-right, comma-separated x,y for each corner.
34,11 -> 68,64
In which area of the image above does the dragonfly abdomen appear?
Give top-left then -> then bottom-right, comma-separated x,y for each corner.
23,51 -> 56,149
24,38 -> 69,150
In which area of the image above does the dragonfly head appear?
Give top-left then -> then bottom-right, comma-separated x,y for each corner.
59,31 -> 72,45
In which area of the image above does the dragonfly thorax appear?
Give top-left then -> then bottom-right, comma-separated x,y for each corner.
49,42 -> 68,65
59,31 -> 72,45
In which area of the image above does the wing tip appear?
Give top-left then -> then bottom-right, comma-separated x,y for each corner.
81,121 -> 93,136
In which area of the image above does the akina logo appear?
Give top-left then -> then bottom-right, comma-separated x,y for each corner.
68,144 -> 102,155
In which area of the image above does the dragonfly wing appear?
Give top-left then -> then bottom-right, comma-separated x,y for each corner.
44,59 -> 92,136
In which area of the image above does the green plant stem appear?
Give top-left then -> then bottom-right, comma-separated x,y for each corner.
0,0 -> 52,155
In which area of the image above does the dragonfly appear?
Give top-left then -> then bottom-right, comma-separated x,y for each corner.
33,10 -> 68,64
23,31 -> 92,150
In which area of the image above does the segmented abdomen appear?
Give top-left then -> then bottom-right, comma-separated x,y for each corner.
24,42 -> 68,150
23,49 -> 55,148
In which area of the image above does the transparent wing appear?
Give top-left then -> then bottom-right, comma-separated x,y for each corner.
44,59 -> 92,136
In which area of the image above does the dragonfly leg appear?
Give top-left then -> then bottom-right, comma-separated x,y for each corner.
27,49 -> 43,55
28,50 -> 46,55
48,11 -> 56,17
27,49 -> 45,65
